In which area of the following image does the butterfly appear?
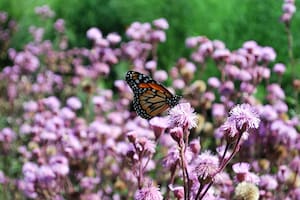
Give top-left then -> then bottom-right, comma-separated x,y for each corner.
125,71 -> 181,119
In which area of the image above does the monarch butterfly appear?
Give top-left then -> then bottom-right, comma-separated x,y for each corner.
125,71 -> 181,119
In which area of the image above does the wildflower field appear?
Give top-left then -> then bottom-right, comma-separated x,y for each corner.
0,1 -> 300,200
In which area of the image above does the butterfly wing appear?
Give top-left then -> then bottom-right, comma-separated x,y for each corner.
126,71 -> 179,119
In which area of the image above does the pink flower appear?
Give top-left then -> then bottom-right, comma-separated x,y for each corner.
60,107 -> 75,120
237,69 -> 252,81
0,171 -> 6,184
212,103 -> 226,118
261,47 -> 276,62
15,51 -> 39,72
283,3 -> 296,14
169,185 -> 184,199
0,128 -> 16,143
189,138 -> 201,154
233,163 -> 260,184
23,100 -> 38,112
22,162 -> 38,182
0,12 -> 8,23
149,116 -> 169,139
290,156 -> 300,172
267,83 -> 285,100
228,104 -> 260,132
191,151 -> 219,182
212,48 -> 231,60
43,96 -> 61,111
49,155 -> 69,176
145,60 -> 157,71
185,36 -> 201,48
232,162 -> 250,174
66,96 -> 82,110
134,185 -> 163,200
277,165 -> 292,182
243,40 -> 258,52
259,105 -> 278,121
162,147 -> 192,169
208,77 -> 221,88
80,177 -> 100,190
106,33 -> 121,44
135,137 -> 156,155
173,79 -> 185,89
86,27 -> 102,41
34,5 -> 55,18
153,18 -> 169,30
153,70 -> 168,82
244,172 -> 260,185
54,19 -> 65,33
170,127 -> 183,143
37,165 -> 56,184
151,30 -> 166,42
259,175 -> 278,190
168,103 -> 198,130
273,63 -> 286,75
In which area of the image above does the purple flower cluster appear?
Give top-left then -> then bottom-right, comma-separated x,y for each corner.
0,2 -> 299,200
0,11 -> 17,60
281,0 -> 296,23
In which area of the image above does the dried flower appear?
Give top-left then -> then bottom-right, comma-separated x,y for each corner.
234,182 -> 259,200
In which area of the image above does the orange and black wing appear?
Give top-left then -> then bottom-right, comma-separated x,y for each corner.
125,71 -> 181,119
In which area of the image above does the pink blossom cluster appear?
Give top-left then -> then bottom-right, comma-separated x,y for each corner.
0,2 -> 299,200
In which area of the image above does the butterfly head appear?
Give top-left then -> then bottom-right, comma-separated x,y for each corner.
168,95 -> 181,107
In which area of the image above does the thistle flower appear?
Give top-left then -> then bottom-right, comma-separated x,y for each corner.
169,185 -> 184,199
153,70 -> 168,82
66,96 -> 82,110
189,138 -> 201,155
49,155 -> 69,176
208,77 -> 221,88
170,127 -> 184,144
191,151 -> 219,183
149,116 -> 168,139
106,33 -> 121,44
212,103 -> 226,119
259,175 -> 278,190
259,105 -> 278,121
87,27 -> 102,41
273,63 -> 286,75
290,156 -> 300,172
232,162 -> 250,175
153,18 -> 169,30
168,103 -> 198,130
228,104 -> 260,132
54,19 -> 65,33
134,184 -> 163,200
234,182 -> 259,200
162,147 -> 193,169
232,163 -> 259,184
80,177 -> 101,190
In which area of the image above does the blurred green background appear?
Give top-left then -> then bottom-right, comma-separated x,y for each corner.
0,0 -> 299,84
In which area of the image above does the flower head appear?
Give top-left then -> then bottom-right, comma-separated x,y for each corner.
66,96 -> 82,110
153,18 -> 169,30
191,151 -> 219,183
134,184 -> 163,200
259,175 -> 278,190
232,162 -> 250,174
149,116 -> 169,139
168,103 -> 198,130
228,104 -> 260,132
234,182 -> 259,200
